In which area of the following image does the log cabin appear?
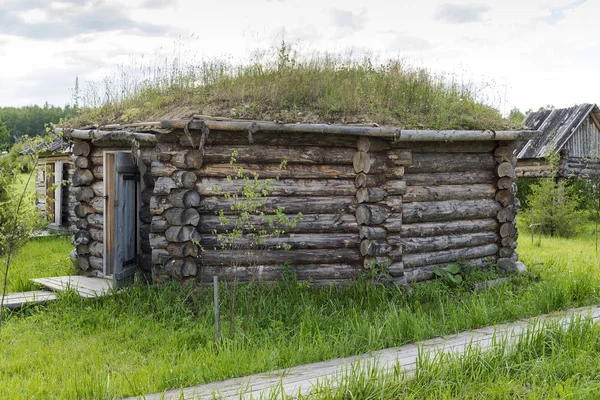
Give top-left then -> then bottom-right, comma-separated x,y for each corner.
60,120 -> 539,287
516,104 -> 600,178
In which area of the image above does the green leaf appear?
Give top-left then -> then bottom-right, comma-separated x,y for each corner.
446,264 -> 461,275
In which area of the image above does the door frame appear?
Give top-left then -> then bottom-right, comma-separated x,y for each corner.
102,150 -> 145,277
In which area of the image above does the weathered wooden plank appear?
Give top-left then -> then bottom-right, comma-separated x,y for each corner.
183,130 -> 360,148
403,199 -> 501,223
391,141 -> 496,153
197,264 -> 358,281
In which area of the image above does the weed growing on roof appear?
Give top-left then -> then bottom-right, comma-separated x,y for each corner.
69,43 -> 518,130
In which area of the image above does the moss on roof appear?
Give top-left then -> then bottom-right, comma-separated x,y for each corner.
67,47 -> 520,131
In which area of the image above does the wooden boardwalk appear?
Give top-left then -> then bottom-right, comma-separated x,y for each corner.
2,276 -> 114,309
134,305 -> 600,400
1,290 -> 57,309
31,276 -> 114,298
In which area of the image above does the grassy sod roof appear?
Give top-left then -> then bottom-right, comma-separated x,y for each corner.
67,49 -> 521,131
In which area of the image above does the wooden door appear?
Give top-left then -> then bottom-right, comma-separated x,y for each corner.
45,163 -> 55,222
113,152 -> 139,288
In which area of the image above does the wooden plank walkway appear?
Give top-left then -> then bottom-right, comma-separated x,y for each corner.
1,290 -> 57,309
31,276 -> 114,299
134,305 -> 600,400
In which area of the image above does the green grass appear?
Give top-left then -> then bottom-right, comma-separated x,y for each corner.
1,225 -> 599,399
69,44 -> 519,131
1,235 -> 75,293
303,318 -> 600,399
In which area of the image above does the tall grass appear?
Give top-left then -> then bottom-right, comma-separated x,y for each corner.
71,44 -> 517,131
303,318 -> 600,399
1,223 -> 599,399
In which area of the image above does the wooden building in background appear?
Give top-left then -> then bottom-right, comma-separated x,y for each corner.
34,137 -> 77,232
516,104 -> 600,178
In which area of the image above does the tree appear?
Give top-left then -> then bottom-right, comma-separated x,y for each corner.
527,151 -> 585,237
508,108 -> 525,124
0,119 -> 9,152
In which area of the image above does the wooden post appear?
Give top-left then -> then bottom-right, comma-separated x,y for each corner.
213,275 -> 220,344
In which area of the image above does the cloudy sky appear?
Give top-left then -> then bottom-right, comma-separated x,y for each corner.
0,0 -> 597,114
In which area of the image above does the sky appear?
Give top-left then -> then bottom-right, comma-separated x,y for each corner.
0,0 -> 598,114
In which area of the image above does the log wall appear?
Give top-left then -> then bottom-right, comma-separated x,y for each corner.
68,127 -> 525,285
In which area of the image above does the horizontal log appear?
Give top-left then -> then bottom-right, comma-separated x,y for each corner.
89,197 -> 104,215
197,196 -> 356,215
151,161 -> 177,177
402,256 -> 495,284
89,228 -> 103,242
381,214 -> 403,232
356,187 -> 387,203
359,226 -> 387,240
90,155 -> 103,166
357,136 -> 390,152
499,247 -> 515,258
382,180 -> 407,195
141,187 -> 153,205
204,145 -> 355,165
89,256 -> 103,270
169,189 -> 200,208
196,264 -> 358,282
154,177 -> 177,195
195,130 -> 360,148
407,153 -> 496,173
86,214 -> 103,229
353,151 -> 387,173
61,128 -> 156,145
92,165 -> 103,180
74,156 -> 90,169
403,184 -> 496,203
360,239 -> 392,256
91,181 -> 104,197
140,148 -> 156,166
499,222 -> 517,238
196,178 -> 356,197
494,146 -> 515,163
403,243 -> 498,269
152,249 -> 170,265
404,170 -> 495,186
72,169 -> 94,187
387,148 -> 412,166
165,225 -> 201,242
172,171 -> 197,188
392,141 -> 496,153
76,244 -> 89,256
198,214 -> 358,234
356,204 -> 391,225
140,206 -> 152,224
403,199 -> 501,224
495,190 -> 515,207
497,162 -> 516,178
398,232 -> 499,254
164,208 -> 200,226
75,218 -> 88,230
73,140 -> 91,156
150,195 -> 173,215
198,233 -> 360,250
400,218 -> 499,238
167,242 -> 199,258
74,204 -> 95,218
89,241 -> 104,258
149,233 -> 168,249
73,230 -> 90,245
75,187 -> 94,202
151,216 -> 168,233
163,120 -> 539,141
199,248 -> 359,266
363,255 -> 392,269
200,163 -> 358,179
143,172 -> 155,187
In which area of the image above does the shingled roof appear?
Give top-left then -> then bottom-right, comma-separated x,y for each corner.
517,103 -> 600,159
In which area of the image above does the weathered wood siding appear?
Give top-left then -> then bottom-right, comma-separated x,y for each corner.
562,116 -> 600,178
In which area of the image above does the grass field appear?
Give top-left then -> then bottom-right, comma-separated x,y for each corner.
1,172 -> 75,293
1,220 -> 599,399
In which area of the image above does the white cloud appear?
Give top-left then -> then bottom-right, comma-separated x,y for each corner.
0,0 -> 597,113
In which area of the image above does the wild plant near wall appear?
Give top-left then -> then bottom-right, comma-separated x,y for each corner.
0,132 -> 53,325
208,150 -> 302,334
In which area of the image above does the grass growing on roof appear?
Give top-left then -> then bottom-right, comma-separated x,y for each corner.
69,44 -> 519,131
1,225 -> 599,399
